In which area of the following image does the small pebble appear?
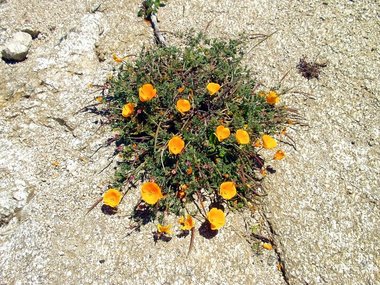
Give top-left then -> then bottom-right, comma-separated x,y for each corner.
1,32 -> 32,62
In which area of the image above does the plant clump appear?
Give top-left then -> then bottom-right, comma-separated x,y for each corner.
95,34 -> 292,238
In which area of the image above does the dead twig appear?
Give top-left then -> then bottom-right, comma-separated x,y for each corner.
187,227 -> 196,257
150,13 -> 167,46
85,197 -> 102,216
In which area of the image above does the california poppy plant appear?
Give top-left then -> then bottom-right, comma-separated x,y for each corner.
219,181 -> 237,200
122,103 -> 134,118
168,136 -> 185,155
178,214 -> 195,230
266,91 -> 280,105
206,82 -> 221,95
139,83 -> 157,102
273,150 -> 285,160
141,182 -> 163,205
207,208 -> 225,230
103,188 -> 122,208
262,134 -> 277,149
157,224 -> 173,235
235,129 -> 250,144
215,125 -> 230,142
176,99 -> 191,114
99,35 -> 292,242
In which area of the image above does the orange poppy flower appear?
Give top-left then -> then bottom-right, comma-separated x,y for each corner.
139,83 -> 157,102
177,86 -> 185,93
266,91 -> 280,105
141,182 -> 163,205
178,214 -> 195,230
168,136 -> 185,155
274,150 -> 285,160
262,134 -> 277,149
103,188 -> 122,208
235,129 -> 250,144
219,181 -> 237,200
157,224 -> 173,235
176,99 -> 191,114
215,125 -> 230,142
206,82 -> 221,95
122,103 -> 134,118
207,208 -> 225,230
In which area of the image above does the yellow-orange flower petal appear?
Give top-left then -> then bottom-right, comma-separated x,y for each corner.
274,150 -> 285,160
207,208 -> 225,230
266,91 -> 280,105
141,182 -> 163,205
235,129 -> 250,144
206,82 -> 221,95
139,83 -> 157,102
176,99 -> 191,114
215,125 -> 230,142
258,91 -> 266,97
263,243 -> 273,250
112,53 -> 124,63
157,224 -> 172,235
103,188 -> 122,208
168,136 -> 185,155
178,214 -> 195,230
262,134 -> 277,149
186,167 -> 193,175
219,181 -> 237,200
177,189 -> 186,199
177,86 -> 185,93
253,139 -> 262,148
122,103 -> 134,118
287,119 -> 294,125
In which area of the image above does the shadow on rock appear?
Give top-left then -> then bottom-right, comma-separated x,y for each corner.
153,232 -> 172,243
132,203 -> 155,225
199,221 -> 218,239
101,204 -> 117,215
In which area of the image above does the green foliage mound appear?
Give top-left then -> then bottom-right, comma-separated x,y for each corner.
97,34 -> 289,229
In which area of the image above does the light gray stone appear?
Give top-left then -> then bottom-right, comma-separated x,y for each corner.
1,32 -> 32,61
21,27 -> 41,39
0,0 -> 379,284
